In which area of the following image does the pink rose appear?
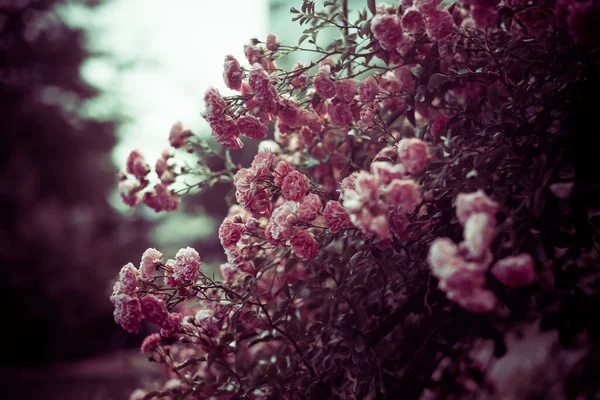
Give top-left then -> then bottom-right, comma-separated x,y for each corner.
397,138 -> 431,175
218,217 -> 246,249
298,193 -> 322,222
383,179 -> 422,213
425,10 -> 454,41
282,170 -> 310,201
274,160 -> 292,186
359,76 -> 379,103
140,248 -> 162,282
414,0 -> 442,14
457,289 -> 498,313
371,14 -> 404,51
401,7 -> 424,33
290,230 -> 320,259
334,79 -> 357,103
223,55 -> 243,90
455,189 -> 499,226
143,183 -> 180,212
314,66 -> 336,99
266,33 -> 278,51
113,293 -> 142,333
126,150 -> 150,181
323,201 -> 353,233
140,333 -> 161,353
140,294 -> 171,329
463,213 -> 496,259
268,201 -> 298,243
172,246 -> 201,285
238,115 -> 268,140
168,122 -> 192,149
491,253 -> 537,287
328,101 -> 353,127
370,161 -> 408,185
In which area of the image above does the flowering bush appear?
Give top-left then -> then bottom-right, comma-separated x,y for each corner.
114,1 -> 600,398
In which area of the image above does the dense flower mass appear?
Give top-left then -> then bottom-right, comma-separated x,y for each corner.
111,1 -> 600,398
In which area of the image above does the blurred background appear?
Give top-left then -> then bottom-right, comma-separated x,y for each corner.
0,0 -> 269,398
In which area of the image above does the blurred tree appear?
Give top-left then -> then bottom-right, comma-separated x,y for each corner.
0,0 -> 150,366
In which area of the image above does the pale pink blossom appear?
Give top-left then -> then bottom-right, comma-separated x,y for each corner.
455,189 -> 499,226
140,333 -> 161,353
282,170 -> 310,201
298,193 -> 322,222
258,140 -> 281,153
425,10 -> 454,40
290,230 -> 320,259
371,14 -> 404,51
368,214 -> 391,239
223,55 -> 243,90
427,238 -> 460,279
172,247 -> 201,285
140,248 -> 162,282
313,66 -> 336,99
113,293 -> 142,333
342,172 -> 379,211
126,150 -> 150,181
401,7 -> 424,33
370,161 -> 408,185
359,76 -> 379,103
267,201 -> 298,243
218,217 -> 246,249
334,79 -> 357,103
463,213 -> 496,259
440,263 -> 486,296
324,201 -> 353,233
143,183 -> 180,212
383,179 -> 422,213
168,122 -> 192,149
238,115 -> 268,140
266,33 -> 278,51
491,253 -> 537,287
274,160 -> 292,186
140,294 -> 171,329
397,138 -> 431,175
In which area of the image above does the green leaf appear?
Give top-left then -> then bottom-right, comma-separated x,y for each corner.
367,0 -> 376,15
428,73 -> 450,88
298,34 -> 309,45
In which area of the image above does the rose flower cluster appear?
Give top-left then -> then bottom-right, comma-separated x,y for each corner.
110,0 -> 600,398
